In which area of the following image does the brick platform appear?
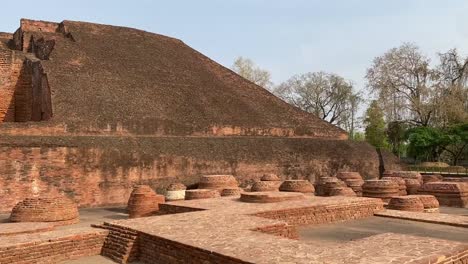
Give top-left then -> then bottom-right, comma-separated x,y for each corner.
0,222 -> 55,236
0,227 -> 108,264
99,196 -> 468,263
376,210 -> 468,228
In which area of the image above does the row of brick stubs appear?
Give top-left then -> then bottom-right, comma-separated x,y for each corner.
0,230 -> 108,264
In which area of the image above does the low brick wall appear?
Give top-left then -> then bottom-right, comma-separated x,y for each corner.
100,223 -> 140,264
138,233 -> 250,264
159,203 -> 205,214
252,223 -> 298,239
0,228 -> 108,264
252,201 -> 384,226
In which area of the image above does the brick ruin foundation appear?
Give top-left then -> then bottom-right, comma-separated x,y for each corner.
0,18 -> 404,213
95,196 -> 468,264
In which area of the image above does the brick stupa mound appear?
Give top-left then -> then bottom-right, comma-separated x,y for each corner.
279,180 -> 315,193
251,181 -> 281,192
418,182 -> 468,208
0,20 -> 347,137
329,187 -> 356,197
381,177 -> 407,196
336,172 -> 362,181
127,185 -> 165,218
404,178 -> 422,195
165,183 -> 186,201
10,195 -> 79,225
387,196 -> 424,212
336,172 -> 364,196
240,191 -> 305,203
198,175 -> 238,191
185,189 -> 220,200
315,177 -> 346,196
261,173 -> 281,181
409,195 -> 440,213
362,180 -> 399,202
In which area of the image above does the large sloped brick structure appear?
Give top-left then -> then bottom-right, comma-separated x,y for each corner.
0,19 -> 403,212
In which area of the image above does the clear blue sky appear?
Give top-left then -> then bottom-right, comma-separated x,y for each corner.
1,0 -> 467,92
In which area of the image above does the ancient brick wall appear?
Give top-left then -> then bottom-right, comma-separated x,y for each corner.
0,43 -> 52,123
252,200 -> 384,226
0,136 -> 402,212
138,233 -> 250,264
0,45 -> 25,122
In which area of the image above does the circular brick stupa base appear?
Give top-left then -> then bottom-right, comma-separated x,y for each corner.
251,181 -> 281,192
10,195 -> 79,226
261,173 -> 281,181
329,187 -> 357,197
221,188 -> 242,197
336,172 -> 362,181
127,185 -> 165,218
381,177 -> 407,196
405,179 -> 422,195
344,179 -> 364,197
362,180 -> 399,202
198,175 -> 238,191
279,180 -> 315,193
409,195 -> 440,213
240,192 -> 305,203
388,171 -> 423,183
387,196 -> 425,212
185,189 -> 220,200
165,183 -> 187,201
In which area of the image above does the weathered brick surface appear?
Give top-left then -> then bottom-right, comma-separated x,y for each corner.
127,185 -> 165,218
0,227 -> 108,264
240,191 -> 305,203
10,195 -> 79,224
100,197 -> 467,264
0,137 -> 402,213
279,180 -> 315,193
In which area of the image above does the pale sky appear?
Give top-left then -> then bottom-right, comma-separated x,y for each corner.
1,0 -> 467,97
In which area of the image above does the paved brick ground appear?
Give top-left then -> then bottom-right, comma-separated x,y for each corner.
376,209 -> 468,228
105,196 -> 468,263
0,222 -> 54,236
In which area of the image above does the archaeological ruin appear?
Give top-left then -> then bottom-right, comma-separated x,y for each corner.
0,19 -> 467,264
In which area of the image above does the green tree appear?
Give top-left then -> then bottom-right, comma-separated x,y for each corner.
406,123 -> 468,164
439,123 -> 468,165
364,101 -> 388,148
386,121 -> 408,157
406,126 -> 443,161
